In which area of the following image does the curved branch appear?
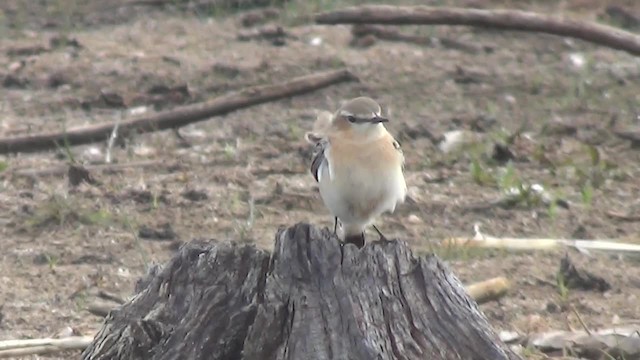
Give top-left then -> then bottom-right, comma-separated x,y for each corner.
316,6 -> 640,56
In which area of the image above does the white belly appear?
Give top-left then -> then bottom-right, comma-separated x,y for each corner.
317,160 -> 406,226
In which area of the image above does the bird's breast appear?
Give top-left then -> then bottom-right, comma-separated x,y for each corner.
319,136 -> 407,222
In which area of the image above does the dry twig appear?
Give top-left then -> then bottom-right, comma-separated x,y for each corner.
316,6 -> 640,56
606,210 -> 640,222
97,290 -> 126,304
0,69 -> 356,154
351,24 -> 483,53
443,228 -> 640,254
0,336 -> 93,358
86,301 -> 117,317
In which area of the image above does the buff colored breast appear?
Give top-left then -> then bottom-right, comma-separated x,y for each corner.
318,132 -> 407,225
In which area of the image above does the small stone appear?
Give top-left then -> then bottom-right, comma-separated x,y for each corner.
612,314 -> 620,324
545,301 -> 559,313
407,214 -> 422,224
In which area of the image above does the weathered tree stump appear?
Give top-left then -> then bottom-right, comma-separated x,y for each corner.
83,223 -> 521,360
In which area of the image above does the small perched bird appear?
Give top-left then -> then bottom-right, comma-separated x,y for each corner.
305,97 -> 407,248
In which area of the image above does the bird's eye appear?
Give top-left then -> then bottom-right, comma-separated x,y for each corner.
346,115 -> 356,123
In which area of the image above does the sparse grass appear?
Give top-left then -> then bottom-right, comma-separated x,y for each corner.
580,179 -> 594,206
469,153 -> 551,209
1,0 -> 640,347
550,143 -> 628,208
520,345 -> 547,360
234,194 -> 256,243
43,252 -> 60,270
556,271 -> 570,304
124,218 -> 151,268
151,192 -> 161,210
286,121 -> 303,140
470,156 -> 496,187
416,236 -> 507,262
26,194 -> 117,231
72,289 -> 89,312
49,0 -> 80,32
223,142 -> 238,160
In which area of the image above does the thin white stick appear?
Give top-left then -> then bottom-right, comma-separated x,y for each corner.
443,235 -> 640,253
105,114 -> 121,164
0,336 -> 93,358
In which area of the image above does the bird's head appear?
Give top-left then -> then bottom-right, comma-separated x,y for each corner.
333,97 -> 388,137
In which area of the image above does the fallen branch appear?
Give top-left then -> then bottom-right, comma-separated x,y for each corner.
442,226 -> 640,254
237,25 -> 291,42
606,210 -> 640,222
465,277 -> 510,304
0,69 -> 356,154
316,6 -> 640,56
351,24 -> 483,53
0,336 -> 93,358
238,7 -> 281,27
613,126 -> 640,147
96,290 -> 126,304
86,301 -> 120,317
443,235 -> 640,253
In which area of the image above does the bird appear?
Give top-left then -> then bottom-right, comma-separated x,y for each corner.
305,97 -> 407,248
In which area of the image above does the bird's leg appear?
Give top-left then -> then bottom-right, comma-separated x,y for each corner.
372,225 -> 390,242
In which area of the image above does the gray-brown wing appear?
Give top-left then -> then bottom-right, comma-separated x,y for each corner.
393,139 -> 405,171
310,139 -> 329,182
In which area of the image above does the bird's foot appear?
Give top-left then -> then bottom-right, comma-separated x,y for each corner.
372,225 -> 392,244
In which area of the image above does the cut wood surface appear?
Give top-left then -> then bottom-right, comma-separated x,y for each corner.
0,69 -> 356,154
315,6 -> 640,56
466,276 -> 510,304
82,223 -> 521,360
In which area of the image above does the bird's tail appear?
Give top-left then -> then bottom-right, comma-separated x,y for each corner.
344,233 -> 365,248
304,110 -> 334,145
312,110 -> 334,134
342,223 -> 366,248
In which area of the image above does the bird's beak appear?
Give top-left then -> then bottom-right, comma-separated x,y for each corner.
370,116 -> 388,123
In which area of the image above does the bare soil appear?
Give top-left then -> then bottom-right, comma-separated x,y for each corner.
1,0 -> 639,359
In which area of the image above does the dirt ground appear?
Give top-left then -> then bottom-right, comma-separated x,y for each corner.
1,0 -> 640,359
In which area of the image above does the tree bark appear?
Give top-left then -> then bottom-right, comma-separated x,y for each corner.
315,5 -> 640,57
0,69 -> 356,155
82,223 -> 521,360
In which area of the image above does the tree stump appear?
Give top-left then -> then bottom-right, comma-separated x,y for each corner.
83,223 -> 521,360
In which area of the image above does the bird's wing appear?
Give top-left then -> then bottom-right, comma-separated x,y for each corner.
392,139 -> 405,171
310,138 -> 330,182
